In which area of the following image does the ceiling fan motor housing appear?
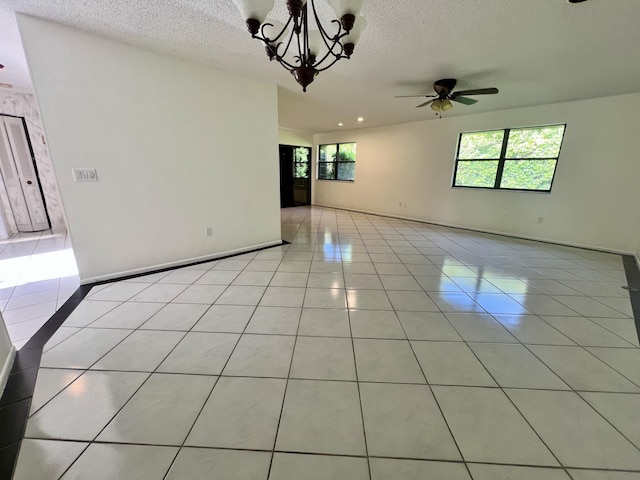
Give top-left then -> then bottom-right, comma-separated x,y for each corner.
434,78 -> 457,97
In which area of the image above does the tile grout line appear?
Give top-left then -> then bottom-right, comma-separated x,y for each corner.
13,435 -> 640,474
161,249 -> 277,479
340,225 -> 374,480
265,263 -> 303,480
0,243 -> 289,479
6,207 -> 640,478
520,342 -> 640,456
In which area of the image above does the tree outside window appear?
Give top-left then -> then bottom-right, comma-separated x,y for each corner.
453,125 -> 565,192
318,142 -> 356,181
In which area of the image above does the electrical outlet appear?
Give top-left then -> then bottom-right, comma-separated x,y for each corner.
205,226 -> 213,236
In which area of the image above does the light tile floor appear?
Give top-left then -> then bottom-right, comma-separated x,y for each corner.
13,206 -> 640,479
0,230 -> 79,349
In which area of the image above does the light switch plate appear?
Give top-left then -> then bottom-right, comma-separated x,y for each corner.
72,168 -> 98,182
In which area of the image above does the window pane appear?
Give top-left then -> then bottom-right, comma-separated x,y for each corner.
500,160 -> 557,190
337,162 -> 355,181
318,162 -> 335,180
294,147 -> 309,163
294,162 -> 308,178
319,144 -> 337,162
338,143 -> 356,162
454,161 -> 499,187
294,147 -> 309,179
458,130 -> 504,159
506,125 -> 565,158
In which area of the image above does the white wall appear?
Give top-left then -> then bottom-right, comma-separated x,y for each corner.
0,91 -> 66,230
0,311 -> 15,395
313,93 -> 640,254
18,15 -> 282,282
279,128 -> 313,147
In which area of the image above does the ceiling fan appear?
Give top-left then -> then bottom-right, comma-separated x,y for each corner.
395,78 -> 499,115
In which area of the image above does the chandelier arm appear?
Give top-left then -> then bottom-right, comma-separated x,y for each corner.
309,0 -> 344,43
274,54 -> 300,70
257,16 -> 294,44
307,1 -> 349,67
317,19 -> 348,59
272,23 -> 298,64
295,6 -> 306,65
314,53 -> 345,72
312,40 -> 345,68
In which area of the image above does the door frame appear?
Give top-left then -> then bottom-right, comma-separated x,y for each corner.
279,143 -> 312,207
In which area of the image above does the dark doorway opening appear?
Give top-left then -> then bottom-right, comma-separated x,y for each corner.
279,144 -> 311,207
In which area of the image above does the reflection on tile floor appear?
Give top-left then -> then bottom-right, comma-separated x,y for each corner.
0,230 -> 79,349
13,206 -> 640,479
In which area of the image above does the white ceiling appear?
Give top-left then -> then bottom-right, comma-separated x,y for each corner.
1,0 -> 639,132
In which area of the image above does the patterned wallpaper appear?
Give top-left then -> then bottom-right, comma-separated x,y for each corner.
0,91 -> 66,231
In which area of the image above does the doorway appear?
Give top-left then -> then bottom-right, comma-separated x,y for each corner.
279,144 -> 311,208
0,115 -> 51,232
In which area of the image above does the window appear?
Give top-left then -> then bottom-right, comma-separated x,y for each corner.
452,125 -> 566,192
293,147 -> 310,178
318,142 -> 356,181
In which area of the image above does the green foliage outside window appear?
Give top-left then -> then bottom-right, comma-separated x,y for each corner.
458,130 -> 504,159
453,125 -> 565,191
293,147 -> 310,178
318,142 -> 356,181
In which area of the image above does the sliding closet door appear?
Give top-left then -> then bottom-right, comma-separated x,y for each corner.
0,116 -> 50,232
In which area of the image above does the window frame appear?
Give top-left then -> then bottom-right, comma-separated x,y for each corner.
317,142 -> 356,182
451,124 -> 566,193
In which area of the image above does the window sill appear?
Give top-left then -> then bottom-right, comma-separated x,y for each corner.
451,185 -> 552,193
316,179 -> 355,183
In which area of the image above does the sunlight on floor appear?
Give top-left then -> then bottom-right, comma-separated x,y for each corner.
0,249 -> 78,288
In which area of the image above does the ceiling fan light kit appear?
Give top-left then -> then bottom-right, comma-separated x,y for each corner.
395,78 -> 499,117
232,0 -> 367,92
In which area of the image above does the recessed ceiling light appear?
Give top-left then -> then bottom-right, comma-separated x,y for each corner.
357,117 -> 364,122
0,83 -> 12,89
338,122 -> 344,127
568,0 -> 588,3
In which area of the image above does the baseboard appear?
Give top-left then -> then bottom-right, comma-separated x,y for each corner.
313,203 -> 633,256
80,239 -> 284,285
0,345 -> 16,396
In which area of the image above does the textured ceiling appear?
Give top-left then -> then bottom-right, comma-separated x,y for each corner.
1,0 -> 639,132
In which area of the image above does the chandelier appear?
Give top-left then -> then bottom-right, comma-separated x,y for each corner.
232,0 -> 367,92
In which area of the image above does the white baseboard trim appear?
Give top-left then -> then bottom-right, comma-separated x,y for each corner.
80,239 -> 284,285
313,203 -> 633,256
0,345 -> 16,396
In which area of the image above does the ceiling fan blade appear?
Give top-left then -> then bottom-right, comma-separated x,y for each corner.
416,99 -> 437,108
451,96 -> 478,106
452,87 -> 499,97
394,94 -> 437,98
